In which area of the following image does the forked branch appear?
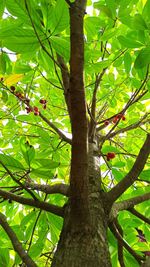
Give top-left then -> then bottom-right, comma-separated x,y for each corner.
109,222 -> 144,264
110,192 -> 150,221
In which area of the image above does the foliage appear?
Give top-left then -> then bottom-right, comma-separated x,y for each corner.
0,0 -> 150,266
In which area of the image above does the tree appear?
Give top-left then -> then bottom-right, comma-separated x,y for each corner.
0,0 -> 150,266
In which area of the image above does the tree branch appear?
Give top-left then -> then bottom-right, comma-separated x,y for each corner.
39,112 -> 72,144
57,54 -> 71,118
108,114 -> 149,139
109,192 -> 150,221
115,219 -> 125,267
89,69 -> 106,140
0,160 -> 37,200
0,212 -> 37,267
107,134 -> 150,204
25,182 -> 69,197
0,189 -> 64,217
109,222 -> 144,264
128,208 -> 150,225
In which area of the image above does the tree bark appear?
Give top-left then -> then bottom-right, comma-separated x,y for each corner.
51,143 -> 112,267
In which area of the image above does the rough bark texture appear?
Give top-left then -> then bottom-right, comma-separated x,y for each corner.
51,143 -> 112,267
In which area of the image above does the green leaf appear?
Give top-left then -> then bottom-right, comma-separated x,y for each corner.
5,0 -> 29,22
101,28 -> 119,41
118,35 -> 143,48
113,161 -> 126,168
0,53 -> 6,74
20,138 -> 35,167
102,146 -> 120,154
124,52 -> 132,74
50,0 -> 69,35
134,47 -> 150,69
29,239 -> 45,259
35,159 -> 60,169
21,211 -> 37,227
0,0 -> 4,18
31,168 -> 54,179
0,154 -> 25,171
132,14 -> 147,31
50,36 -> 70,60
0,248 -> 9,267
139,169 -> 150,181
84,17 -> 105,40
0,20 -> 39,53
112,169 -> 124,182
94,3 -> 113,19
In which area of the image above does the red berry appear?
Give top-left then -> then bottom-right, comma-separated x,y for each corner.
112,117 -> 118,123
39,99 -> 46,104
116,114 -> 122,119
104,120 -> 109,126
107,152 -> 116,160
10,85 -> 15,92
34,106 -> 39,112
34,111 -> 39,116
25,107 -> 32,113
122,116 -> 126,121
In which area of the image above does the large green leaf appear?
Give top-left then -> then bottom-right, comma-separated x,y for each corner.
0,154 -> 25,171
118,35 -> 144,48
50,36 -> 70,60
134,47 -> 150,69
47,0 -> 69,35
139,169 -> 150,181
20,138 -> 35,167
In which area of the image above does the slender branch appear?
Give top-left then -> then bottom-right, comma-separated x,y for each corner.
39,112 -> 72,144
109,223 -> 144,264
57,54 -> 71,117
109,192 -> 150,221
89,69 -> 106,139
128,208 -> 150,225
107,134 -> 150,204
38,69 -> 63,90
0,161 -> 37,200
115,219 -> 125,267
0,212 -> 37,267
115,192 -> 150,211
108,114 -> 149,139
0,189 -> 64,217
25,182 -> 69,197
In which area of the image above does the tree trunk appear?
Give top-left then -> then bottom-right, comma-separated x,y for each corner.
51,143 -> 112,267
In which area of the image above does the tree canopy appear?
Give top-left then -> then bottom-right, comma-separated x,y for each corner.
0,0 -> 150,266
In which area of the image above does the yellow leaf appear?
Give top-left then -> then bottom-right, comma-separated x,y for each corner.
4,74 -> 24,86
